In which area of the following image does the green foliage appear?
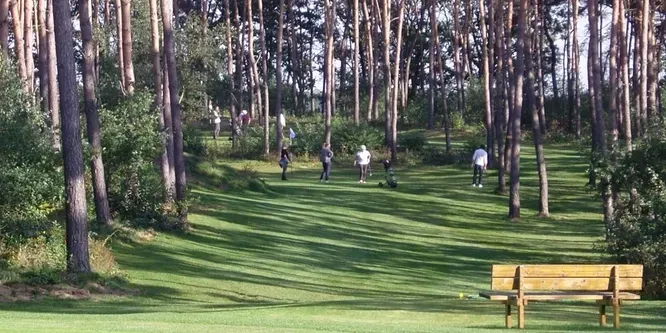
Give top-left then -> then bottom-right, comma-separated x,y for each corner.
183,126 -> 207,156
330,119 -> 383,155
601,134 -> 666,298
397,130 -> 427,152
0,61 -> 63,245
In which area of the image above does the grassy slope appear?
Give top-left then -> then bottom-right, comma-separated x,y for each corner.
1,133 -> 664,332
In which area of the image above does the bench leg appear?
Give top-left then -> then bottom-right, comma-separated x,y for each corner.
613,300 -> 620,328
599,305 -> 606,327
505,303 -> 512,328
518,300 -> 525,329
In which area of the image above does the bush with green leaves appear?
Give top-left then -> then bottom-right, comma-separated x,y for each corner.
600,134 -> 666,298
0,61 -> 63,245
397,130 -> 427,152
330,119 -> 383,155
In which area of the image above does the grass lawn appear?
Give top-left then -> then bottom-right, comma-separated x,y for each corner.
1,132 -> 664,332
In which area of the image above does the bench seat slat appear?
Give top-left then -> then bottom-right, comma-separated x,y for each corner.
478,291 -> 641,301
491,277 -> 642,291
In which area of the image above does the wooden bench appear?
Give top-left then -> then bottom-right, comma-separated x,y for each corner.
478,264 -> 643,329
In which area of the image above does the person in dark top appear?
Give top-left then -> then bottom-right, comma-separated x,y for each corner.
279,144 -> 291,180
319,143 -> 334,182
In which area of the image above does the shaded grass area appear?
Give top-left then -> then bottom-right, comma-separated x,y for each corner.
1,132 -> 664,332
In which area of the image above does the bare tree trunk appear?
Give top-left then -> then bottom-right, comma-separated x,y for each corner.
479,0 -> 493,166
609,0 -> 619,143
120,0 -> 134,94
428,0 -> 435,130
37,0 -> 48,113
275,0 -> 285,150
362,0 -> 373,121
24,0 -> 34,93
381,0 -> 390,146
493,0 -> 505,193
10,0 -> 28,91
233,0 -> 244,116
639,0 -> 649,136
287,0 -> 298,112
536,0 -> 546,134
509,0 -> 528,220
572,0 -> 580,138
452,0 -> 464,119
353,0 -> 359,124
161,0 -> 187,222
53,0 -> 90,273
503,0 -> 514,174
323,0 -> 333,143
431,0 -> 450,152
390,0 -> 405,162
225,0 -> 237,148
46,0 -> 59,150
619,0 -> 631,150
527,0 -> 548,217
80,0 -> 111,226
589,0 -> 605,154
257,0 -> 270,154
162,63 -> 176,197
114,0 -> 125,89
0,0 -> 8,58
248,0 -> 262,129
647,9 -> 657,120
543,20 -> 559,101
566,0 -> 574,134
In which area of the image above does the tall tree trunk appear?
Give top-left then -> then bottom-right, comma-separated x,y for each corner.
80,0 -> 111,226
0,0 -> 8,58
257,0 -> 270,154
353,0 -> 359,124
37,0 -> 48,114
572,0 -> 580,138
10,0 -> 28,91
149,0 -> 171,199
527,0 -> 548,217
161,0 -> 187,222
452,0 -> 464,119
618,0 -> 631,150
53,0 -> 90,273
589,0 -> 604,154
24,0 -> 34,93
46,0 -> 58,150
632,18 -> 642,137
428,0 -> 435,130
287,0 -> 298,112
248,0 -> 262,129
536,0 -> 546,134
543,18 -> 558,101
114,0 -> 125,89
362,0 -> 373,121
432,0 -> 450,152
275,0 -> 285,150
225,0 -> 237,148
509,0 -> 528,220
390,0 -> 405,162
493,0 -> 505,193
566,0 -> 574,134
233,0 -> 243,116
381,0 -> 390,146
647,8 -> 657,120
479,0 -> 493,166
323,0 -> 333,143
609,0 -> 619,143
162,63 -> 176,197
639,0 -> 649,137
503,0 -> 514,174
120,0 -> 134,94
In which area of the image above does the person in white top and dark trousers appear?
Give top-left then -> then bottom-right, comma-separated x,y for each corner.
212,106 -> 221,139
471,145 -> 488,187
354,145 -> 372,183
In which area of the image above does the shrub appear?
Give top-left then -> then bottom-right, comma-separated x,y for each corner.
398,130 -> 427,152
330,119 -> 383,155
183,125 -> 207,156
601,135 -> 666,298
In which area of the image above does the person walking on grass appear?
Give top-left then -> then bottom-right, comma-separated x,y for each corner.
212,106 -> 221,139
279,144 -> 292,180
354,145 -> 371,183
471,144 -> 488,188
319,143 -> 334,182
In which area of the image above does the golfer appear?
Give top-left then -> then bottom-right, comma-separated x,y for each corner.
471,144 -> 488,187
354,145 -> 371,183
319,143 -> 333,182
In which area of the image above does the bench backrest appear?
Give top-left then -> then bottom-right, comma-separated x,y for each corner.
491,264 -> 643,292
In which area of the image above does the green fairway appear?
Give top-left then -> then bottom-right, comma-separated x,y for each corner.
1,136 -> 664,332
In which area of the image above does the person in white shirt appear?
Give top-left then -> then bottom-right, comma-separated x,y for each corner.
354,145 -> 372,183
471,144 -> 488,187
212,106 -> 221,139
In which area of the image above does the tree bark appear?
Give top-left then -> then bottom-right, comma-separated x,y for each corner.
509,0 -> 528,220
543,18 -> 558,101
362,0 -> 373,121
114,0 -> 125,89
608,0 -> 619,143
535,0 -> 546,134
353,0 -> 359,124
527,0 -> 548,217
275,0 -> 285,150
381,0 -> 391,147
53,0 -> 90,273
80,0 -> 111,226
647,8 -> 657,120
639,0 -> 649,136
24,0 -> 34,93
493,0 -> 505,193
323,0 -> 333,144
572,0 -> 580,138
225,0 -> 237,148
390,0 -> 405,162
120,0 -> 134,94
479,0 -> 493,166
618,0 -> 631,150
161,0 -> 187,222
428,0 -> 435,130
287,0 -> 298,112
589,0 -> 605,154
452,0 -> 464,119
162,62 -> 176,197
0,0 -> 8,58
46,0 -> 59,150
37,0 -> 48,114
247,0 -> 261,127
10,0 -> 28,91
257,0 -> 269,154
566,0 -> 574,134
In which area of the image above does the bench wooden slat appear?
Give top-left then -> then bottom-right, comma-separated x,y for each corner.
492,264 -> 643,278
491,277 -> 642,291
479,291 -> 641,301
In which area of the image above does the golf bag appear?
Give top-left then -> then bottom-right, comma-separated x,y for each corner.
378,159 -> 397,188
